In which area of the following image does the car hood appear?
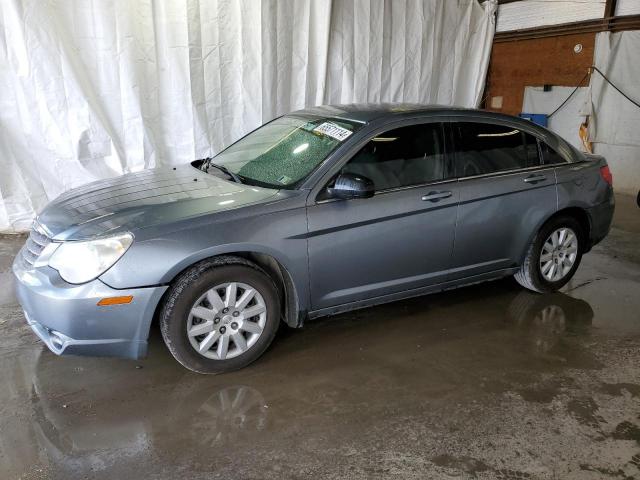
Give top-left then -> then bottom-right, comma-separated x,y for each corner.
37,165 -> 280,240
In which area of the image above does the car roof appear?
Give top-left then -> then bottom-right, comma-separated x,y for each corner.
290,103 -> 528,124
290,103 -> 453,123
289,103 -> 550,134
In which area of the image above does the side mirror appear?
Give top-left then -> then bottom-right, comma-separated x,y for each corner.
326,173 -> 375,200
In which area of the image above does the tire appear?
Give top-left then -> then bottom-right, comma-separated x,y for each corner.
514,216 -> 584,293
159,258 -> 280,374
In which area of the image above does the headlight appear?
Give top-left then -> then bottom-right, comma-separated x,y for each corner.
49,233 -> 133,284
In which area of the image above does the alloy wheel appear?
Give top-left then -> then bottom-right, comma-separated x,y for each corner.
539,227 -> 579,282
186,282 -> 267,360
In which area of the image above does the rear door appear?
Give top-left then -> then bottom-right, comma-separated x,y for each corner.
447,120 -> 557,280
306,121 -> 459,310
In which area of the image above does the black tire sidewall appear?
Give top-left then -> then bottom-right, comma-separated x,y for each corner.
160,264 -> 280,374
529,217 -> 584,292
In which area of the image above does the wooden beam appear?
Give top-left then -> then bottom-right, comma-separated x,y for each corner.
603,0 -> 618,29
604,0 -> 618,19
494,15 -> 640,42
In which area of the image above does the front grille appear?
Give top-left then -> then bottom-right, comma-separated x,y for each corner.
21,222 -> 52,267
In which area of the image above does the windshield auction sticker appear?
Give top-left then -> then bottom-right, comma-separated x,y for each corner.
313,122 -> 353,141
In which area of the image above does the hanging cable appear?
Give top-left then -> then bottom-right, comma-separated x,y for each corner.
591,66 -> 640,110
548,66 -> 640,118
547,70 -> 590,118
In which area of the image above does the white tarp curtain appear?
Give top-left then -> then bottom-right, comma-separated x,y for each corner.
0,0 -> 497,232
590,31 -> 640,196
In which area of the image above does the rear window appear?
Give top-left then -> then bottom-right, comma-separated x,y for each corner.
453,122 -> 541,177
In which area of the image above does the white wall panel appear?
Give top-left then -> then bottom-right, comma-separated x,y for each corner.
497,0 -> 606,32
523,86 -> 590,150
616,0 -> 640,16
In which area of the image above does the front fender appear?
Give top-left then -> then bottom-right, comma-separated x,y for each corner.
99,229 -> 310,315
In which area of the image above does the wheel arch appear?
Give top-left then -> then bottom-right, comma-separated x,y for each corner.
521,206 -> 592,264
236,251 -> 302,328
554,207 -> 591,248
156,248 -> 304,329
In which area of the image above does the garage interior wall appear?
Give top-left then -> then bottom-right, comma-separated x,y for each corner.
484,33 -> 596,116
0,0 -> 497,233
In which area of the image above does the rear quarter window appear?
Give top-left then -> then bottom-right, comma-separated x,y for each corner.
453,122 -> 541,177
540,142 -> 569,165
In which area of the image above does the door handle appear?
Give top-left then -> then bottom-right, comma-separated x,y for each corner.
523,174 -> 547,184
421,191 -> 452,202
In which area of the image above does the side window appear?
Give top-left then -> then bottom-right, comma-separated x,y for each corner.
540,142 -> 568,165
341,123 -> 446,191
453,122 -> 540,177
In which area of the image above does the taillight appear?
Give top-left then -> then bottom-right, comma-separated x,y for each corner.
600,165 -> 613,186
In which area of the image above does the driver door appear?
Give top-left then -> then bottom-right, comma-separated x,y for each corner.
306,121 -> 459,310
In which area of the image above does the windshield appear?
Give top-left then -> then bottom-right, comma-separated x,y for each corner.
208,115 -> 361,188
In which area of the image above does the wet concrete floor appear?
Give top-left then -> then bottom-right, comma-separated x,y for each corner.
1,194 -> 639,480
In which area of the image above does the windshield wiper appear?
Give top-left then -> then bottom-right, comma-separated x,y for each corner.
202,158 -> 242,184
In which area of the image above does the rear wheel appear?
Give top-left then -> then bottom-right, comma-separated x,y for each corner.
160,260 -> 280,374
515,216 -> 583,293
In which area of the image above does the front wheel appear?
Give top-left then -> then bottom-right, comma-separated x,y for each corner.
515,216 -> 583,293
160,260 -> 280,374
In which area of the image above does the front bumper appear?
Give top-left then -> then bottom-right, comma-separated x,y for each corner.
13,252 -> 168,359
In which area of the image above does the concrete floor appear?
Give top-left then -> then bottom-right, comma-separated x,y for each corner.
1,195 -> 639,480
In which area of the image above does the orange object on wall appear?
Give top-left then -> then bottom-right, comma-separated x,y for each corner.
579,119 -> 593,153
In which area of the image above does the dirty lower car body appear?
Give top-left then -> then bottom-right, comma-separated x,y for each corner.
13,104 -> 615,373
